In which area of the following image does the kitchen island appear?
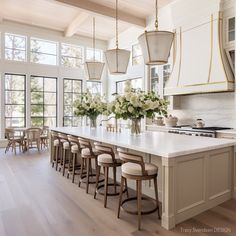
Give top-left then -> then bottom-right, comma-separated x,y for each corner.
50,127 -> 236,230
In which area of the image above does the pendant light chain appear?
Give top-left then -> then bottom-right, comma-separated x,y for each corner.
155,0 -> 158,30
116,0 -> 118,49
93,17 -> 95,61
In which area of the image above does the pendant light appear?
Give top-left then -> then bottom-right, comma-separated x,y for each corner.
138,0 -> 174,65
85,17 -> 105,80
104,0 -> 130,74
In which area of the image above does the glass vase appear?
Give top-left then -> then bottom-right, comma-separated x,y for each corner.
89,116 -> 97,128
130,118 -> 141,135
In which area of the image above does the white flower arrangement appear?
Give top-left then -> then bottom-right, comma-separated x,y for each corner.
109,80 -> 168,120
74,90 -> 108,119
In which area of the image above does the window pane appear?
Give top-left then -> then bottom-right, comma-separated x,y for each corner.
86,81 -> 102,95
31,117 -> 44,127
229,17 -> 235,31
31,38 -> 57,54
73,93 -> 81,101
44,105 -> 56,117
31,105 -> 43,116
5,91 -> 25,104
73,117 -> 82,126
64,117 -> 73,127
44,118 -> 56,127
86,48 -> 102,61
31,92 -> 44,104
5,74 -> 25,90
5,105 -> 25,117
44,78 -> 57,92
5,33 -> 26,62
44,93 -> 56,105
61,56 -> 82,68
64,93 -> 72,106
64,79 -> 72,92
132,56 -> 143,66
6,118 -> 25,128
132,44 -> 142,57
31,52 -> 57,65
31,77 -> 43,91
64,106 -> 73,116
73,80 -> 82,93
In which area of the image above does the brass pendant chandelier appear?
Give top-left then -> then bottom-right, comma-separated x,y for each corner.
85,17 -> 105,80
138,0 -> 174,65
104,0 -> 130,74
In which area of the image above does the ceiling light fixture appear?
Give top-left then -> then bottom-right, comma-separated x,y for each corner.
85,17 -> 105,80
138,0 -> 174,65
104,0 -> 130,74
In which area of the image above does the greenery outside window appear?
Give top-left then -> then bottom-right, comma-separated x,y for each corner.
86,81 -> 102,95
63,78 -> 83,127
5,74 -> 26,127
31,76 -> 57,127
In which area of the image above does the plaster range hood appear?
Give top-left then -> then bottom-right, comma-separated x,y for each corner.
164,1 -> 234,96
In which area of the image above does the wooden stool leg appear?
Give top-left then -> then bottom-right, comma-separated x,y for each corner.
125,178 -> 129,198
78,158 -> 85,187
52,146 -> 55,168
113,166 -> 117,194
55,146 -> 59,170
86,158 -> 90,194
104,167 -> 109,208
72,153 -> 76,183
117,176 -> 125,218
94,165 -> 101,199
137,180 -> 142,230
67,151 -> 71,179
154,177 -> 161,219
62,149 -> 66,176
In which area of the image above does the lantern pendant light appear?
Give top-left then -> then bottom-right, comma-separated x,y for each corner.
104,0 -> 130,74
138,0 -> 174,65
85,17 -> 105,80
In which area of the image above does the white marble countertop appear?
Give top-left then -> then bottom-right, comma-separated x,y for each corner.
216,129 -> 236,135
52,127 -> 236,158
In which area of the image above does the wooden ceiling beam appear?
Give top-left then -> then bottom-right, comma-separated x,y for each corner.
56,0 -> 146,28
64,12 -> 90,37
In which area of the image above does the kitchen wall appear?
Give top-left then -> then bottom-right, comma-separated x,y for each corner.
107,0 -> 236,128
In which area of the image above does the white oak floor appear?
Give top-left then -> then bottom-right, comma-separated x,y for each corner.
0,148 -> 236,236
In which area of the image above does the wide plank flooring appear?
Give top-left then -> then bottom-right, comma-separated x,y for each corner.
0,148 -> 235,236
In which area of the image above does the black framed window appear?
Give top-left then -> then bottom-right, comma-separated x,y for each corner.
86,81 -> 102,95
5,33 -> 27,62
31,76 -> 57,127
30,38 -> 57,65
5,74 -> 26,127
63,78 -> 83,127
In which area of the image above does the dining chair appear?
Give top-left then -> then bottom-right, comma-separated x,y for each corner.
5,128 -> 24,155
25,128 -> 42,152
40,126 -> 49,149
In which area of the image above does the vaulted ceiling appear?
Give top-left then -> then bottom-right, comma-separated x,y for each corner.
0,0 -> 175,40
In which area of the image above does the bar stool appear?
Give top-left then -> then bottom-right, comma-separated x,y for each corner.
94,142 -> 128,208
117,149 -> 161,230
58,133 -> 71,176
67,135 -> 82,183
78,138 -> 101,194
51,131 -> 60,170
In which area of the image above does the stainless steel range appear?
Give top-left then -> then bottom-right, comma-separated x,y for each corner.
168,126 -> 232,138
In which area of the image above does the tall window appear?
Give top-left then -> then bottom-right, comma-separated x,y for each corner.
132,44 -> 142,66
30,38 -> 57,65
61,43 -> 83,68
86,48 -> 103,62
86,81 -> 102,95
31,76 -> 57,127
5,33 -> 26,61
63,79 -> 82,127
5,74 -> 26,127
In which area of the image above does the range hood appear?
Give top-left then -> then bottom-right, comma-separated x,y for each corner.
164,0 -> 234,96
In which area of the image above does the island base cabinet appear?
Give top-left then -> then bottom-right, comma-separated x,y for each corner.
161,147 -> 234,229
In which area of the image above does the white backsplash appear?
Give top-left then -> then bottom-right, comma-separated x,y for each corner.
170,92 -> 236,128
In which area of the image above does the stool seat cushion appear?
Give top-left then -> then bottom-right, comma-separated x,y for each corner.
63,141 -> 70,149
81,148 -> 99,157
53,140 -> 60,146
121,162 -> 158,176
98,153 -> 122,164
71,144 -> 79,152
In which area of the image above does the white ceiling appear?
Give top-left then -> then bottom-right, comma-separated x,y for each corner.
0,0 -> 175,41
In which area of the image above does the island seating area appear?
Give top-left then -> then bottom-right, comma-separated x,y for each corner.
50,127 -> 236,230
